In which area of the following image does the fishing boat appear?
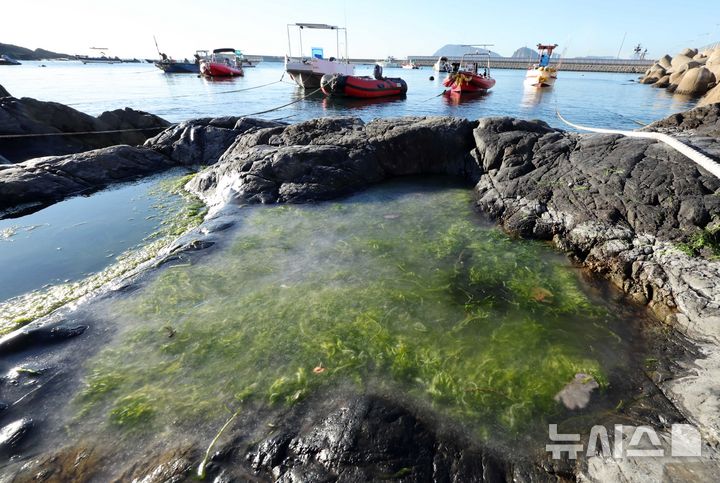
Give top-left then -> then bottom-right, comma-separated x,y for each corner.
401,60 -> 419,69
285,23 -> 354,88
525,43 -> 558,88
200,48 -> 244,77
0,54 -> 21,66
442,52 -> 495,93
154,50 -> 206,74
433,56 -> 452,73
77,48 -> 122,64
378,56 -> 401,68
320,65 -> 407,98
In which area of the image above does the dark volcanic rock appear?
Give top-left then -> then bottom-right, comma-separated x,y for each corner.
0,418 -> 33,458
0,323 -> 87,355
0,145 -> 174,214
0,96 -> 170,162
144,116 -> 286,167
188,116 -> 477,204
644,103 -> 720,137
473,116 -> 720,242
0,84 -> 9,97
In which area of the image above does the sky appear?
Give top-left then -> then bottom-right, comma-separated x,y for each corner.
3,0 -> 719,60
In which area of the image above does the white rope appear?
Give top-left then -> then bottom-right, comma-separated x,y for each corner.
556,110 -> 720,180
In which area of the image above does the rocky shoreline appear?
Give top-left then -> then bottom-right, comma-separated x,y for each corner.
1,98 -> 720,480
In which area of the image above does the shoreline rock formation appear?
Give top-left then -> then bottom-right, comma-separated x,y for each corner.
1,103 -> 720,480
639,46 -> 720,105
0,84 -> 171,162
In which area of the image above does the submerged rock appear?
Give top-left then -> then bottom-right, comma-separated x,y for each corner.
0,96 -> 170,162
0,323 -> 87,355
554,373 -> 599,409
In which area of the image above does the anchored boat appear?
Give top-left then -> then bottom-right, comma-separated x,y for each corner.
525,43 -> 558,88
285,23 -> 354,88
378,56 -> 401,68
442,52 -> 495,93
402,60 -> 419,69
0,54 -> 21,66
320,65 -> 407,98
155,50 -> 206,74
200,48 -> 244,77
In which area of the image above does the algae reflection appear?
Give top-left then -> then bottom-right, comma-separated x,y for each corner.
79,180 -> 630,436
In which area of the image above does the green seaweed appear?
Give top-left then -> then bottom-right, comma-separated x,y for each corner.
77,182 -> 628,440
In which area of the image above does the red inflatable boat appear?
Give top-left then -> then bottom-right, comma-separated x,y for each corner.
200,48 -> 244,77
442,53 -> 495,93
321,66 -> 407,98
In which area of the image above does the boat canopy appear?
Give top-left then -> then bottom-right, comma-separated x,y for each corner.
293,23 -> 340,30
213,48 -> 236,54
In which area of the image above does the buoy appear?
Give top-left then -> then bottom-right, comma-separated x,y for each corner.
429,75 -> 435,81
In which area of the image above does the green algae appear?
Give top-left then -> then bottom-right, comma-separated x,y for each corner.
78,181 -> 629,438
0,172 -> 206,335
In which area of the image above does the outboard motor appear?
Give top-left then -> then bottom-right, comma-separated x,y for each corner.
373,64 -> 383,80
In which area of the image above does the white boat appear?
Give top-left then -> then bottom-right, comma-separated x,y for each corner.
377,56 -> 401,68
524,43 -> 559,88
285,23 -> 354,88
401,60 -> 419,69
433,56 -> 452,73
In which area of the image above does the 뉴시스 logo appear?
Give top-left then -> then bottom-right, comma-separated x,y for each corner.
546,424 -> 702,459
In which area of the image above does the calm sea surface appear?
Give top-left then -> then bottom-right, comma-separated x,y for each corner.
1,60 -> 696,129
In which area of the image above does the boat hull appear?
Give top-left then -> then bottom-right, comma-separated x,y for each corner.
286,58 -> 354,88
442,71 -> 496,93
155,61 -> 199,74
320,74 -> 407,98
200,61 -> 243,77
524,67 -> 557,88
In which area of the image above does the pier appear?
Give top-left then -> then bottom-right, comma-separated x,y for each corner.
249,55 -> 654,73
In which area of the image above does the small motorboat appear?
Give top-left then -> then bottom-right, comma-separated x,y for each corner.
155,51 -> 206,74
433,56 -> 452,73
442,53 -> 495,93
378,56 -> 401,68
321,65 -> 407,98
285,23 -> 354,88
200,48 -> 244,77
402,60 -> 419,69
525,43 -> 558,88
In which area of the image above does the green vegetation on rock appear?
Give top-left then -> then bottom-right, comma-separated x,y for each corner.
78,181 -> 628,437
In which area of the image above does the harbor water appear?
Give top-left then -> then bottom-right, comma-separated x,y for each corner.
1,60 -> 696,130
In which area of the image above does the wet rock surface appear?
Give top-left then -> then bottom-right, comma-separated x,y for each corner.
188,116 -> 477,205
0,96 -> 170,162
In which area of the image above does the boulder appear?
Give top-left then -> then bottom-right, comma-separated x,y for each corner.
671,54 -> 695,71
675,67 -> 715,96
680,47 -> 698,58
0,97 -> 170,162
700,83 -> 720,107
658,54 -> 672,69
653,75 -> 671,88
693,53 -> 707,61
641,74 -> 661,84
707,49 -> 720,67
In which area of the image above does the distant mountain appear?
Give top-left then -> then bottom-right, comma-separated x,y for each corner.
511,47 -> 536,58
0,42 -> 69,60
433,44 -> 502,58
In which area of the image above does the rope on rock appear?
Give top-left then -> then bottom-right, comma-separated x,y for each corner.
556,110 -> 720,180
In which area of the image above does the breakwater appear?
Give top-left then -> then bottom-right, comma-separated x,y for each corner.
248,54 -> 654,73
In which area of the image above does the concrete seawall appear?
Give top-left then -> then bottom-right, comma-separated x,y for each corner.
248,55 -> 654,73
